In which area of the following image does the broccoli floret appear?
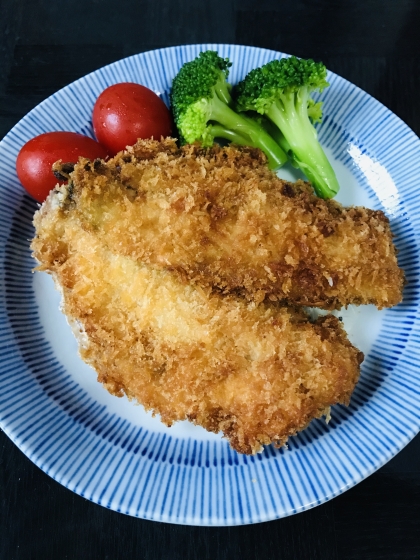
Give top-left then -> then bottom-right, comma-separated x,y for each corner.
234,56 -> 339,198
170,51 -> 288,169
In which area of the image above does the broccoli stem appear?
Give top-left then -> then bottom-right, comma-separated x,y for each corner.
208,124 -> 254,146
266,90 -> 339,198
210,95 -> 288,169
258,116 -> 292,155
213,76 -> 233,105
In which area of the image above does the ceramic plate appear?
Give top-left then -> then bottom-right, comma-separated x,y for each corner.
1,44 -> 419,526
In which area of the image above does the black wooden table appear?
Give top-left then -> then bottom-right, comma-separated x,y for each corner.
1,0 -> 420,558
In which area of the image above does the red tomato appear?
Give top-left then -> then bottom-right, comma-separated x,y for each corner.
16,132 -> 108,202
92,83 -> 172,154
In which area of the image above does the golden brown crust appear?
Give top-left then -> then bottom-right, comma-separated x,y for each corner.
32,185 -> 363,454
51,138 -> 404,310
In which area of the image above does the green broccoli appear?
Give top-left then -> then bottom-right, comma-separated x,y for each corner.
170,51 -> 288,169
234,56 -> 339,198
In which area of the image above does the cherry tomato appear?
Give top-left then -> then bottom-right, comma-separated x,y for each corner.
92,83 -> 172,154
16,131 -> 108,202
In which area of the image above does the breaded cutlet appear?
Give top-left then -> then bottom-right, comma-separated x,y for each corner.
32,188 -> 363,454
51,138 -> 404,310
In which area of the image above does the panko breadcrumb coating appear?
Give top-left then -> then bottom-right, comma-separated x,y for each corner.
32,187 -> 363,454
51,138 -> 404,310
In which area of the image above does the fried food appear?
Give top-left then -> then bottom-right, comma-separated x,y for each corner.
51,138 -> 404,310
32,191 -> 363,454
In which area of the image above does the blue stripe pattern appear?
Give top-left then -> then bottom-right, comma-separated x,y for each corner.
1,44 -> 420,525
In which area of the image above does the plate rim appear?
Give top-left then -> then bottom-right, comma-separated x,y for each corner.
1,43 -> 420,526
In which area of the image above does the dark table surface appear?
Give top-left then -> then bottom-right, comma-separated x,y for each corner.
1,0 -> 420,558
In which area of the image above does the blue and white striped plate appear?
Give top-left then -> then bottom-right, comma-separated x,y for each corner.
1,44 -> 419,526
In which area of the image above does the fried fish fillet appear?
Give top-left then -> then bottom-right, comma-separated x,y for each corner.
51,138 -> 404,310
32,189 -> 363,454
